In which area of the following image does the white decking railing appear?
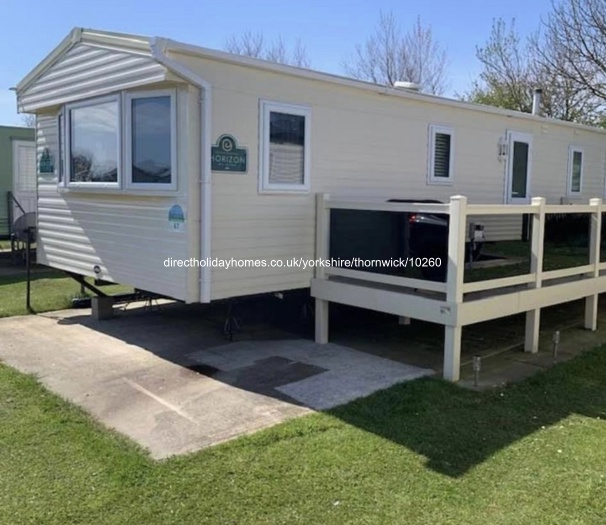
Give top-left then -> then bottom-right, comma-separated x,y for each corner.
311,193 -> 605,381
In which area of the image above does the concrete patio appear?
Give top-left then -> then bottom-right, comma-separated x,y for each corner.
0,304 -> 431,459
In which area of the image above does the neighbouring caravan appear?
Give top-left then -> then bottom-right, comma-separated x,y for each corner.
15,28 -> 606,304
0,125 -> 35,239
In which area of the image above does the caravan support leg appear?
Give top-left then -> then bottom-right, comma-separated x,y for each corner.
524,309 -> 540,353
315,298 -> 329,344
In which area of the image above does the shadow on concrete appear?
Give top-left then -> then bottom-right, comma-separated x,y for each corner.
54,297 -> 325,408
52,294 -> 605,476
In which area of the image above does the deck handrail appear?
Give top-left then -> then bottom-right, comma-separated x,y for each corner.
313,193 -> 606,382
325,198 -> 451,214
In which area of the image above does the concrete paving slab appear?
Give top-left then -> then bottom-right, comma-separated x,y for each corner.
190,340 -> 431,410
0,307 -> 432,459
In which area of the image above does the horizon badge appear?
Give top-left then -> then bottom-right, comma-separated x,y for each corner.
211,134 -> 247,173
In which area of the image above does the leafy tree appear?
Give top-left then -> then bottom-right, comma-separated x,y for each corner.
465,17 -> 604,125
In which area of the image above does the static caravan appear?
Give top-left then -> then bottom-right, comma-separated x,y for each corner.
0,126 -> 35,239
15,28 -> 606,305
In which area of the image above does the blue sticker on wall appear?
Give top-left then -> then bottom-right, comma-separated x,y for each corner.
168,204 -> 185,232
39,148 -> 55,174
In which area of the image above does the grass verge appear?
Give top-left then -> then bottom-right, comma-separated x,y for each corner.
0,269 -> 132,318
1,346 -> 605,524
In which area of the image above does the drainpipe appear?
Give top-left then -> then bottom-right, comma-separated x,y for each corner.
532,88 -> 543,116
149,37 -> 213,303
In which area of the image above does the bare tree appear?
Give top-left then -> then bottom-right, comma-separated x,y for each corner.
224,31 -> 311,68
465,17 -> 604,125
539,0 -> 606,101
21,114 -> 36,128
225,31 -> 264,59
344,12 -> 448,95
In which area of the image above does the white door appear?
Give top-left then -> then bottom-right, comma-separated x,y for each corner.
505,131 -> 533,204
12,140 -> 37,219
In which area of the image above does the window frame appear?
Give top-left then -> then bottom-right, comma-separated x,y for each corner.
259,99 -> 311,194
65,94 -> 122,189
427,124 -> 454,185
567,145 -> 584,195
124,89 -> 177,191
57,108 -> 65,184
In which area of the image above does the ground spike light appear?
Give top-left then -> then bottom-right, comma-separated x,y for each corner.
552,331 -> 560,363
472,355 -> 482,387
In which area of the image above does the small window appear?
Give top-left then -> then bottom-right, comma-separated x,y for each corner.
66,95 -> 120,187
568,146 -> 583,194
15,141 -> 36,192
57,111 -> 64,183
428,125 -> 454,184
259,100 -> 311,192
125,90 -> 176,190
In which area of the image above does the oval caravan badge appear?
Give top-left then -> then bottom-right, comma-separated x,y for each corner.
168,204 -> 185,232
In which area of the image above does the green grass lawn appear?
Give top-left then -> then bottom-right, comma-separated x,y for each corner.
1,347 -> 605,524
465,240 -> 591,282
0,270 -> 133,318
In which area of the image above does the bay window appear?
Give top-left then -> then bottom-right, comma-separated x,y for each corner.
67,95 -> 120,187
126,90 -> 177,190
63,89 -> 176,191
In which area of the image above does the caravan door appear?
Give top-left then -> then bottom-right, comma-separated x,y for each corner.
505,131 -> 533,204
12,140 -> 37,220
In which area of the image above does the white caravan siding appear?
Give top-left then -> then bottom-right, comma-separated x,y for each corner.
19,43 -> 169,113
171,52 -> 606,301
35,84 -> 198,302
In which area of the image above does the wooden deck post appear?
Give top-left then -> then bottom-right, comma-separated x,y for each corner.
443,196 -> 467,381
444,326 -> 463,381
315,193 -> 330,344
585,198 -> 602,331
525,197 -> 545,353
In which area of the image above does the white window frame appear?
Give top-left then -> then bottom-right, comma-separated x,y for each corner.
65,94 -> 122,189
125,89 -> 177,191
57,108 -> 65,185
567,145 -> 584,195
427,124 -> 454,185
259,100 -> 311,193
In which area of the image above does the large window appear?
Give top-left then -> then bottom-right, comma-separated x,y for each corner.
259,100 -> 311,192
63,90 -> 176,191
126,90 -> 176,190
428,125 -> 454,184
67,96 -> 120,187
568,146 -> 583,194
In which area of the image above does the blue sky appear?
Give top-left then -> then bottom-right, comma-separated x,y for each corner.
0,0 -> 553,126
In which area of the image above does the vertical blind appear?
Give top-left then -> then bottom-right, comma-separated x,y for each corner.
433,132 -> 451,179
269,111 -> 305,185
571,150 -> 582,192
17,143 -> 37,193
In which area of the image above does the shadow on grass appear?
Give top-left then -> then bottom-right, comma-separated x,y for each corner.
0,269 -> 66,286
50,297 -> 606,478
330,349 -> 606,477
